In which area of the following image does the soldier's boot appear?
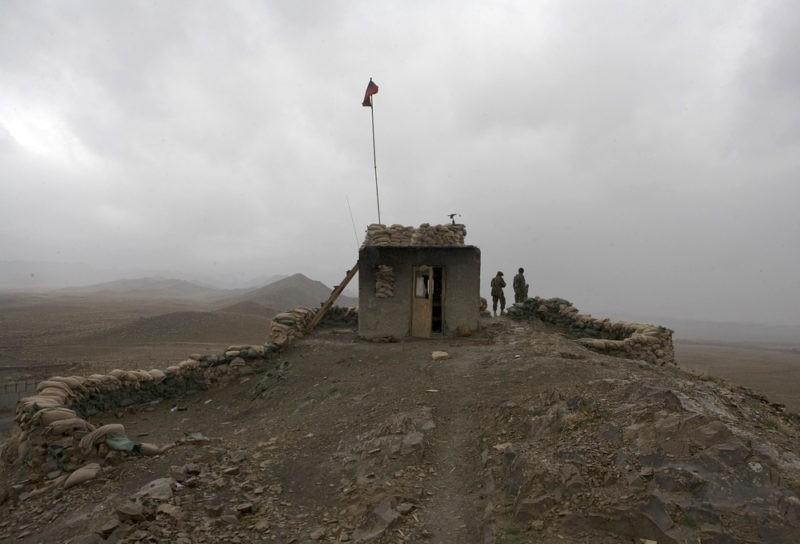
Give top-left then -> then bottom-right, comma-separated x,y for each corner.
493,310 -> 497,317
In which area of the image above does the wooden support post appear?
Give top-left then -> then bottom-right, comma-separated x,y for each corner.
305,262 -> 359,334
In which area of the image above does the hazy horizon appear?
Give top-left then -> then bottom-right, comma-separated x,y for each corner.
2,258 -> 799,343
2,1 -> 798,327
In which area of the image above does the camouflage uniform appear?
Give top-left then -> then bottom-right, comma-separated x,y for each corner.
513,268 -> 528,304
490,272 -> 506,315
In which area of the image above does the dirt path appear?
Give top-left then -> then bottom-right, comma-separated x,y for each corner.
420,345 -> 487,542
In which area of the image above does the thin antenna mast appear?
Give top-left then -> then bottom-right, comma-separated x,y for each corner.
345,195 -> 360,251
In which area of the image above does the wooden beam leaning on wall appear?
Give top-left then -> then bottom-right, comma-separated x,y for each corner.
305,262 -> 360,334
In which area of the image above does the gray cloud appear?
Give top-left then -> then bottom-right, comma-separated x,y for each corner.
1,0 -> 798,326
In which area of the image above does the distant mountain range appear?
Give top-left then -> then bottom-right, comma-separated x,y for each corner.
0,260 -> 112,289
5,261 -> 794,347
1,268 -> 359,312
56,277 -> 227,301
0,260 -> 289,291
72,275 -> 362,346
229,273 -> 358,310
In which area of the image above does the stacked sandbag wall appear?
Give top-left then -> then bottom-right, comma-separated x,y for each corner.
268,307 -> 316,347
507,296 -> 674,365
5,343 -> 278,479
6,303 -> 354,487
268,305 -> 360,346
316,306 -> 358,328
362,223 -> 466,247
375,265 -> 395,298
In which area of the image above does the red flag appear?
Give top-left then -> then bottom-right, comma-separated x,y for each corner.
362,79 -> 379,107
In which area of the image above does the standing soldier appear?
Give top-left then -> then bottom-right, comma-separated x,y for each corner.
513,267 -> 528,303
490,271 -> 506,316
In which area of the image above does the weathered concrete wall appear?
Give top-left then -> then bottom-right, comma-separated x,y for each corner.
358,245 -> 481,339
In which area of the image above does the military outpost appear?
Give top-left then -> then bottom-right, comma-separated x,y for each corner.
357,223 -> 480,340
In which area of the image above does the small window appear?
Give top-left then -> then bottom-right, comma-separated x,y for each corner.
415,272 -> 429,298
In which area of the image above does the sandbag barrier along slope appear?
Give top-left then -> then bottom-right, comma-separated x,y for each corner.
268,305 -> 358,347
4,343 -> 280,485
5,302 -> 363,491
507,296 -> 675,366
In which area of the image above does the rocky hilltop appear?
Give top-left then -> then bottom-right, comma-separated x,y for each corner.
1,314 -> 799,543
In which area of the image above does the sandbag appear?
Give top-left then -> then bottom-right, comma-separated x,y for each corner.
51,376 -> 88,394
18,396 -> 65,414
37,380 -> 73,396
45,418 -> 96,437
36,387 -> 70,404
148,369 -> 167,383
140,442 -> 174,456
79,423 -> 126,455
64,463 -> 101,489
30,407 -> 77,427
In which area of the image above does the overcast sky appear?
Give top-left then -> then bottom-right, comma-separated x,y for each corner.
1,0 -> 798,326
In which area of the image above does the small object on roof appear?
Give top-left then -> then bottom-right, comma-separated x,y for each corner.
447,213 -> 461,225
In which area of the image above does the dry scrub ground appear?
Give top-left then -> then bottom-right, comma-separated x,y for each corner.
0,294 -> 271,381
2,316 -> 800,543
676,342 -> 800,413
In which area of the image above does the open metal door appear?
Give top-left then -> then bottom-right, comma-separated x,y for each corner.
411,265 -> 433,338
431,266 -> 445,333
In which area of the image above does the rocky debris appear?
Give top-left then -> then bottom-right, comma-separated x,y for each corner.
508,296 -> 675,365
250,360 -> 291,400
116,501 -> 145,522
480,371 -> 800,542
134,477 -> 174,501
352,501 -> 401,541
431,351 -> 450,361
326,406 -> 437,541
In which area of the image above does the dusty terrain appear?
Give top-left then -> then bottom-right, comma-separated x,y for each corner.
676,342 -> 800,413
2,311 -> 800,542
0,293 -> 272,383
1,290 -> 799,543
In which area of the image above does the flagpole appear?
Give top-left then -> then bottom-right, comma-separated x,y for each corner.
370,96 -> 381,225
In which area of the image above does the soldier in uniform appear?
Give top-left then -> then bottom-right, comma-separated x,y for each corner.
513,267 -> 528,304
490,271 -> 506,316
